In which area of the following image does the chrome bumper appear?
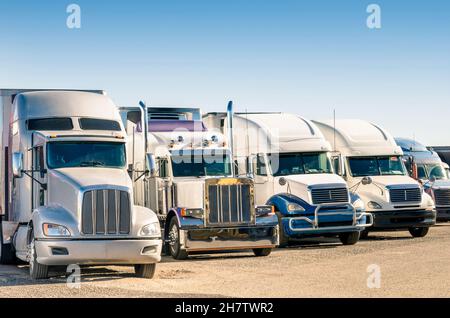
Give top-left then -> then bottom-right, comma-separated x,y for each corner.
35,238 -> 162,266
288,203 -> 374,233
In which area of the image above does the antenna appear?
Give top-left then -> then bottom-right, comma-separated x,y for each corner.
333,109 -> 336,152
246,108 -> 250,157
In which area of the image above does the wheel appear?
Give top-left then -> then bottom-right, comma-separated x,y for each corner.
339,231 -> 360,245
134,264 -> 156,279
253,248 -> 272,257
276,212 -> 289,248
360,229 -> 369,239
167,218 -> 188,260
28,233 -> 49,280
409,227 -> 429,238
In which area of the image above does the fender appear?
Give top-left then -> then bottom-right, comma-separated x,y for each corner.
167,208 -> 204,231
31,204 -> 79,239
266,193 -> 315,216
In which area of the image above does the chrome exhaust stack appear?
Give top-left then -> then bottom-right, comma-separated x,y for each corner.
226,101 -> 235,177
139,100 -> 149,154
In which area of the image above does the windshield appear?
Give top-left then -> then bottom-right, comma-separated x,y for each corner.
171,154 -> 232,177
269,152 -> 332,177
47,141 -> 126,169
348,156 -> 406,177
422,164 -> 448,180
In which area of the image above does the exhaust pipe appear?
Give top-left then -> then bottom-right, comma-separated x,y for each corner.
226,101 -> 235,177
139,100 -> 149,154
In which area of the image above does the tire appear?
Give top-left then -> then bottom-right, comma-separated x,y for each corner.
28,235 -> 49,280
360,230 -> 369,240
253,248 -> 272,257
409,227 -> 429,238
167,218 -> 188,260
134,264 -> 156,279
276,212 -> 289,248
339,231 -> 360,245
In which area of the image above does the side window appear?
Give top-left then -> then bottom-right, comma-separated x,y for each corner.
331,156 -> 340,174
256,154 -> 267,176
34,146 -> 44,171
158,158 -> 169,178
417,165 -> 427,179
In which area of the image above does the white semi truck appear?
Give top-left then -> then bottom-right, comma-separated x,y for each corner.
204,108 -> 372,246
0,90 -> 162,279
119,103 -> 279,259
313,119 -> 436,238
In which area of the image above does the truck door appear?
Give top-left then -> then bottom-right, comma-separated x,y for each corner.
252,154 -> 274,205
31,144 -> 47,210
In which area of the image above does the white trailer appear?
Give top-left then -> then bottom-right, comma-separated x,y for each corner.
204,109 -> 372,246
313,119 -> 436,237
0,90 -> 162,279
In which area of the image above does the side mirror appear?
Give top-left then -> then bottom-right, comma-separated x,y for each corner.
247,156 -> 255,178
146,153 -> 157,177
12,152 -> 23,178
361,176 -> 373,185
332,155 -> 345,176
279,177 -> 287,186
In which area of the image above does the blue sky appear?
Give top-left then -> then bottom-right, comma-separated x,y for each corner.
0,0 -> 449,145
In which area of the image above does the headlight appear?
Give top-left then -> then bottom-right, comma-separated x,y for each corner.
140,223 -> 161,237
180,208 -> 204,219
255,205 -> 275,216
42,223 -> 71,237
352,199 -> 365,211
287,203 -> 305,212
367,201 -> 382,209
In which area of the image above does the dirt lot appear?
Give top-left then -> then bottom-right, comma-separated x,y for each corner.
1,224 -> 449,298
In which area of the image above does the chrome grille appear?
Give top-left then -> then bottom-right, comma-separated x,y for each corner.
310,188 -> 349,205
433,189 -> 450,206
207,184 -> 252,226
389,187 -> 421,203
81,189 -> 131,235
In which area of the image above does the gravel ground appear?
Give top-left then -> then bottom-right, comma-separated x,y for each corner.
1,224 -> 449,298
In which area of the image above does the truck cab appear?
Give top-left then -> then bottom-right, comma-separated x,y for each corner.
313,119 -> 436,238
204,109 -> 372,247
396,137 -> 450,221
0,90 -> 162,279
120,105 -> 279,259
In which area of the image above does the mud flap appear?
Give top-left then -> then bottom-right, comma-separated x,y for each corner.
0,221 -> 18,264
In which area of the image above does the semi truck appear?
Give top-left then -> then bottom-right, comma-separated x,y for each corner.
203,107 -> 372,247
0,90 -> 162,279
395,137 -> 450,221
119,103 -> 279,260
313,119 -> 436,238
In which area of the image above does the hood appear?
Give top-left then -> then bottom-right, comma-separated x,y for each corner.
361,175 -> 419,188
429,179 -> 450,190
51,168 -> 133,189
172,178 -> 205,209
280,173 -> 347,188
274,173 -> 348,204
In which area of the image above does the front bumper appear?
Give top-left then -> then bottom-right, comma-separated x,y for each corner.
436,207 -> 450,221
283,203 -> 373,237
35,238 -> 162,266
183,226 -> 278,252
370,209 -> 436,230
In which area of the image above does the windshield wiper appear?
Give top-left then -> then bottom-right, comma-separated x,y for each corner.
80,161 -> 105,167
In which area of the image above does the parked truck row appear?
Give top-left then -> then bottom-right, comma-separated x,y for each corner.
0,89 -> 440,280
